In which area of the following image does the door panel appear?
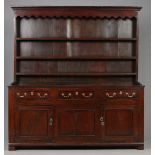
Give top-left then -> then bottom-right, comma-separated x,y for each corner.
15,105 -> 54,142
55,104 -> 100,142
76,111 -> 95,135
105,109 -> 134,136
19,110 -> 48,136
58,110 -> 75,135
102,103 -> 138,142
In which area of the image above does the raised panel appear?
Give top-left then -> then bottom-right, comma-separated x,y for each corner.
103,103 -> 138,142
58,110 -> 75,135
55,105 -> 100,142
57,109 -> 96,136
76,110 -> 95,135
15,106 -> 54,141
105,109 -> 133,136
19,110 -> 48,136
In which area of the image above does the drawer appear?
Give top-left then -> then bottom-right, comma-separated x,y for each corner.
15,88 -> 52,100
102,89 -> 138,99
56,88 -> 95,100
14,87 -> 140,102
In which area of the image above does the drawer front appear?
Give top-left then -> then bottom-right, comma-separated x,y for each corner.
57,88 -> 95,100
102,89 -> 138,99
14,87 -> 141,103
15,88 -> 52,100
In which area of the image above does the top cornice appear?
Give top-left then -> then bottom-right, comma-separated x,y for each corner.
11,6 -> 142,18
11,6 -> 142,10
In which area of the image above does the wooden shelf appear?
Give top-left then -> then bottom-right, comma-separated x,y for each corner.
16,72 -> 137,77
16,37 -> 137,42
16,56 -> 137,60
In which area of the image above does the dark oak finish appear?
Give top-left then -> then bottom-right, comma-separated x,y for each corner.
9,6 -> 144,150
16,37 -> 137,41
16,56 -> 137,60
103,102 -> 138,142
15,106 -> 54,142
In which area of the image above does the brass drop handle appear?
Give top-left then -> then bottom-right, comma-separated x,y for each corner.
106,92 -> 116,98
126,92 -> 136,98
37,93 -> 48,98
61,93 -> 72,98
30,91 -> 34,96
49,117 -> 53,126
100,116 -> 104,126
17,92 -> 27,98
81,92 -> 93,98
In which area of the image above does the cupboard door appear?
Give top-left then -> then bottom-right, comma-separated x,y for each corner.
102,103 -> 138,142
55,104 -> 100,143
15,105 -> 54,142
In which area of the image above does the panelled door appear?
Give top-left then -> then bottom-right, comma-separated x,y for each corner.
55,104 -> 101,143
15,105 -> 54,142
101,100 -> 138,143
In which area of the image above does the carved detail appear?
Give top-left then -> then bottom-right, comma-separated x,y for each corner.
16,15 -> 136,19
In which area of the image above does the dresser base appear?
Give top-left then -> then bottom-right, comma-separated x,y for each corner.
8,85 -> 144,151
